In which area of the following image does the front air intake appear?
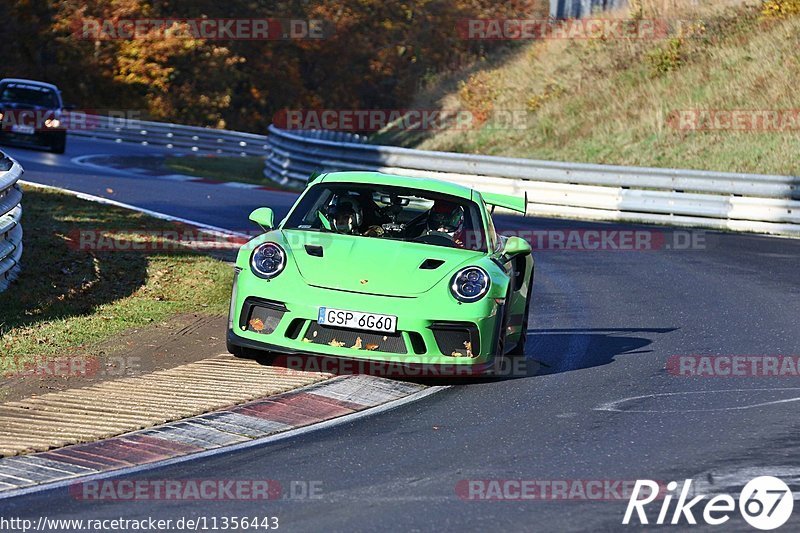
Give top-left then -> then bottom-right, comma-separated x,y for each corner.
419,259 -> 445,270
240,297 -> 287,335
430,321 -> 480,357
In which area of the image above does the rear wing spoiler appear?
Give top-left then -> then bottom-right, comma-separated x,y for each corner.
481,191 -> 528,215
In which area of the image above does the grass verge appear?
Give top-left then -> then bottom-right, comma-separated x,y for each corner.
0,186 -> 233,365
165,156 -> 299,190
378,1 -> 800,176
85,154 -> 299,191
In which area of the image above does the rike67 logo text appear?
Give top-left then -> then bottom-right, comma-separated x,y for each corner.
624,476 -> 793,530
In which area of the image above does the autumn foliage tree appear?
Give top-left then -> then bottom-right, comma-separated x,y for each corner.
0,0 -> 547,132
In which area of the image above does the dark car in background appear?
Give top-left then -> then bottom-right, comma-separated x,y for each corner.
0,78 -> 67,153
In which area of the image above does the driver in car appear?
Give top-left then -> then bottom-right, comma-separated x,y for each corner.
328,195 -> 387,237
329,196 -> 362,234
422,200 -> 465,247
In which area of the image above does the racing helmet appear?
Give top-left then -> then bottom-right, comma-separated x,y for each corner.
329,195 -> 362,234
427,200 -> 464,234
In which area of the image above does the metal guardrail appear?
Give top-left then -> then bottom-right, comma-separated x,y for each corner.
0,152 -> 23,293
550,0 -> 628,19
67,114 -> 270,156
65,110 -> 800,236
66,114 -> 368,156
264,126 -> 800,236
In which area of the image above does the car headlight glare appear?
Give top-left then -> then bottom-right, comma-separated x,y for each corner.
451,266 -> 490,303
251,242 -> 286,279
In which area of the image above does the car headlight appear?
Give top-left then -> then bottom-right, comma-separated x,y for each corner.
450,266 -> 490,303
250,242 -> 286,279
45,118 -> 60,128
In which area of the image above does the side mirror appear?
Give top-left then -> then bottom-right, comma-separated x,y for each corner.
249,207 -> 275,231
502,236 -> 531,261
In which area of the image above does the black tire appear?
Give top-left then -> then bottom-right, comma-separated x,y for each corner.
227,337 -> 245,358
50,137 -> 66,154
494,318 -> 507,360
228,342 -> 276,363
487,286 -> 511,376
230,345 -> 265,360
507,300 -> 529,356
508,263 -> 534,357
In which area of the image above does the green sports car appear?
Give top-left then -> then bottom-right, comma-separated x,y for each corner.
226,171 -> 534,376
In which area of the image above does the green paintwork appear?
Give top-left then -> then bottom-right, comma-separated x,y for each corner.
481,191 -> 528,214
318,171 -> 476,200
502,236 -> 532,258
249,207 -> 275,230
228,171 -> 533,372
286,230 -> 479,297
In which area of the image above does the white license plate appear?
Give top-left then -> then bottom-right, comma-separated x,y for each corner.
11,124 -> 35,135
318,307 -> 397,333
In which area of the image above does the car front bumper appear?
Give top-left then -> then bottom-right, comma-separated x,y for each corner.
0,128 -> 65,148
228,269 -> 505,371
226,329 -> 497,377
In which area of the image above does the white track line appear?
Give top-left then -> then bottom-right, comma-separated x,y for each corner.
20,180 -> 247,238
595,388 -> 800,413
70,154 -> 150,176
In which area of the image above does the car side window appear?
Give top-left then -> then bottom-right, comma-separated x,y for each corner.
485,207 -> 502,253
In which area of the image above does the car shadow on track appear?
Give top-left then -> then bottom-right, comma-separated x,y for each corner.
523,327 -> 677,377
244,327 -> 677,386
396,327 -> 678,385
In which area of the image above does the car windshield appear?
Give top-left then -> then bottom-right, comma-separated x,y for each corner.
284,183 -> 487,252
0,83 -> 59,108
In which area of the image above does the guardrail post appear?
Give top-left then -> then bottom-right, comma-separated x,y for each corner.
0,153 -> 24,293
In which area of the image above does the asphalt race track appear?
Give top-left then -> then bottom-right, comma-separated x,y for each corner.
2,138 -> 799,531
2,138 -> 299,230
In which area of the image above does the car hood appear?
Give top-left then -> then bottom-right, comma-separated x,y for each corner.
282,230 -> 481,296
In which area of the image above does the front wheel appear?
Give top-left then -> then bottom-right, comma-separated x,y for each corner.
50,136 -> 66,154
507,265 -> 534,359
227,336 -> 245,358
487,290 -> 510,376
508,298 -> 530,357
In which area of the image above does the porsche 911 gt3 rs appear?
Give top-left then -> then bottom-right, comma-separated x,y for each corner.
226,171 -> 533,375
